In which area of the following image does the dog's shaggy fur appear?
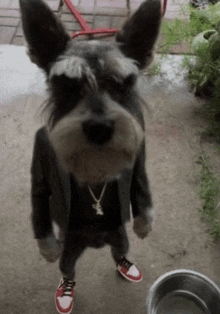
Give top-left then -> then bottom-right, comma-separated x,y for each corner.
19,0 -> 161,281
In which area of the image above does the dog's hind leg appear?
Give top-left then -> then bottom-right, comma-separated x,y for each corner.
106,226 -> 143,282
59,233 -> 86,280
106,225 -> 129,264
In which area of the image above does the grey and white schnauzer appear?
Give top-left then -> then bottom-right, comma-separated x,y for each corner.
19,0 -> 161,311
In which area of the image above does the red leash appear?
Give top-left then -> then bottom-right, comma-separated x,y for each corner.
63,0 -> 118,39
63,0 -> 168,39
163,0 -> 168,16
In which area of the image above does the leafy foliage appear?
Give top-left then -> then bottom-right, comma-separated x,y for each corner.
198,155 -> 220,240
161,3 -> 220,138
161,2 -> 220,240
160,4 -> 218,53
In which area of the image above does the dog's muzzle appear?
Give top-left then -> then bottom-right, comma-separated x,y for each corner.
48,110 -> 144,184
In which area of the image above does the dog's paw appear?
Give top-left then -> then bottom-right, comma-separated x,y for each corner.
133,208 -> 154,239
37,234 -> 62,263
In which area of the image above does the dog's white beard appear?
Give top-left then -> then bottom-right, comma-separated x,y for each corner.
62,148 -> 134,184
48,106 -> 144,184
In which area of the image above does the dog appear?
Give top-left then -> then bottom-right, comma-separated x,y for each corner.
19,0 -> 161,312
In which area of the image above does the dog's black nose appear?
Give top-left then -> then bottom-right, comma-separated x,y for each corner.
82,119 -> 114,145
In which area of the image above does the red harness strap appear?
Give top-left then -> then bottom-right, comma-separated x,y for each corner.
63,0 -> 167,39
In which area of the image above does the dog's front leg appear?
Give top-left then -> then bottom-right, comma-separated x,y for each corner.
131,142 -> 154,239
133,209 -> 154,239
37,234 -> 62,263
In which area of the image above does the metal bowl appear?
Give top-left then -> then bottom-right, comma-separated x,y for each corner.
146,269 -> 220,314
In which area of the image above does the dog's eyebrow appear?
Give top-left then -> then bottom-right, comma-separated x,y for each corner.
49,56 -> 97,89
50,56 -> 89,79
104,51 -> 139,79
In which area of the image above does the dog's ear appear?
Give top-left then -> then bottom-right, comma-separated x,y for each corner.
116,0 -> 162,69
19,0 -> 70,71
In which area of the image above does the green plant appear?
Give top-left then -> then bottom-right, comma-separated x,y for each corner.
160,3 -> 220,241
198,155 -> 220,241
160,3 -> 220,53
161,3 -> 220,138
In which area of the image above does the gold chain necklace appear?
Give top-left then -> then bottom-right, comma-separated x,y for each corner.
88,182 -> 107,215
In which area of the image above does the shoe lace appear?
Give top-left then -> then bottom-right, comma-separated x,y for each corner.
118,258 -> 133,270
61,278 -> 75,297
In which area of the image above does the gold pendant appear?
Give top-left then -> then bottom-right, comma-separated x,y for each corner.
92,202 -> 104,215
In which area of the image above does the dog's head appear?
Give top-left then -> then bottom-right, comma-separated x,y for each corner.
19,0 -> 161,184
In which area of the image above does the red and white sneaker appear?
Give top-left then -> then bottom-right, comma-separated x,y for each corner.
117,257 -> 143,282
55,278 -> 76,314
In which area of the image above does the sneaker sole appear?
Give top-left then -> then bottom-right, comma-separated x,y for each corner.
55,299 -> 74,314
55,306 -> 73,314
117,269 -> 143,283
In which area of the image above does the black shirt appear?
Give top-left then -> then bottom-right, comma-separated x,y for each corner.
68,177 -> 122,232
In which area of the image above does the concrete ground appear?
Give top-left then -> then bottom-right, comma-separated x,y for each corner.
1,44 -> 220,314
1,1 -> 220,314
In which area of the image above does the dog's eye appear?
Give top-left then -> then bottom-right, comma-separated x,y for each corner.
109,78 -> 124,92
104,74 -> 136,98
50,75 -> 84,96
105,74 -> 135,92
124,74 -> 137,87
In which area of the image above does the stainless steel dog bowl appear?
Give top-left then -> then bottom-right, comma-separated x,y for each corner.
146,269 -> 220,314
